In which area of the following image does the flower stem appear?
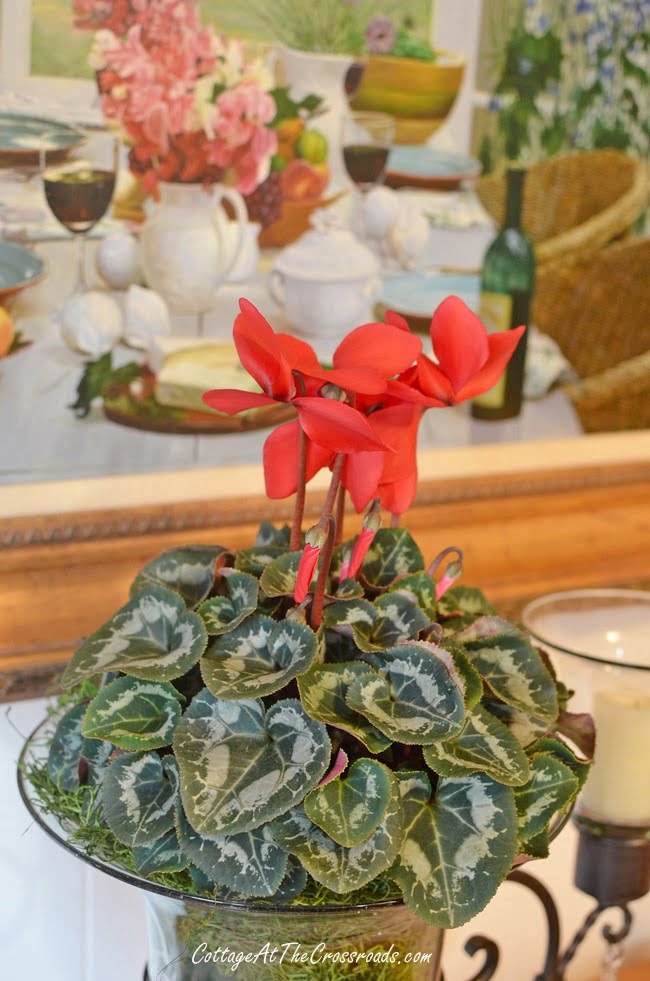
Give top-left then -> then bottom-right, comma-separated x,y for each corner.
290,425 -> 308,551
310,514 -> 336,630
335,484 -> 346,544
427,545 -> 463,578
323,453 -> 345,516
390,513 -> 401,528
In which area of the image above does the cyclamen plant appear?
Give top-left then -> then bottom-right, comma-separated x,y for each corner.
42,298 -> 591,929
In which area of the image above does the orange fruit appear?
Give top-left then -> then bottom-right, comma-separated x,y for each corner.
0,307 -> 14,358
276,118 -> 304,144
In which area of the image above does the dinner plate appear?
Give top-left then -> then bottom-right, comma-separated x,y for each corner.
0,112 -> 86,165
378,271 -> 480,332
0,241 -> 46,303
386,146 -> 482,190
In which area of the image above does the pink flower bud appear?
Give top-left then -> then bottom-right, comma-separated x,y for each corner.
294,543 -> 321,603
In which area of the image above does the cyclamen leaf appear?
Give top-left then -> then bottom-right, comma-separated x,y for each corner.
515,752 -> 579,841
392,771 -> 518,928
254,521 -> 291,547
201,616 -> 318,699
533,737 -> 590,791
173,690 -> 330,835
304,759 -> 392,847
346,643 -> 466,745
555,710 -> 596,762
323,594 -> 429,653
103,752 -> 179,847
235,545 -> 285,577
456,617 -> 558,723
132,828 -> 189,877
81,736 -> 114,785
446,645 -> 483,710
485,700 -> 549,748
130,546 -> 228,609
61,586 -> 208,689
423,704 -> 530,787
271,777 -> 403,893
260,552 -> 317,598
175,801 -> 288,898
388,571 -> 438,619
270,855 -> 308,902
438,586 -> 497,618
47,703 -> 87,791
82,677 -> 184,751
335,578 -> 365,600
298,662 -> 392,754
199,572 -> 259,635
360,529 -> 425,588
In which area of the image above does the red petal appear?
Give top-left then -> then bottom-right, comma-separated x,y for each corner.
235,299 -> 294,399
294,397 -> 389,453
378,470 -> 418,516
202,389 -> 276,414
370,404 -> 422,484
263,421 -> 332,499
334,323 -> 421,377
417,354 -> 454,404
429,296 -> 489,394
385,378 -> 445,407
385,310 -> 411,332
276,333 -> 322,374
278,333 -> 386,395
348,528 -> 376,577
341,450 -> 385,512
324,366 -> 387,395
294,543 -> 321,603
454,325 -> 526,403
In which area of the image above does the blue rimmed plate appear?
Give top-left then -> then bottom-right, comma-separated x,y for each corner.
0,241 -> 46,303
386,146 -> 482,190
378,271 -> 480,332
0,113 -> 86,165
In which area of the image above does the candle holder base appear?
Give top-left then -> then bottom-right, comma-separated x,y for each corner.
574,816 -> 650,907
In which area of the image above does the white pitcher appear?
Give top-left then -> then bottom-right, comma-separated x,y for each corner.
140,182 -> 248,313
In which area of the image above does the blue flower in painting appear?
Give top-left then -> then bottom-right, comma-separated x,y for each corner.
574,0 -> 595,13
537,14 -> 551,31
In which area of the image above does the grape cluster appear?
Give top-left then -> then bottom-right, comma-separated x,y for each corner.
244,172 -> 283,228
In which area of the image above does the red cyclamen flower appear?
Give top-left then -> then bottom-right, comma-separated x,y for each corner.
294,544 -> 321,603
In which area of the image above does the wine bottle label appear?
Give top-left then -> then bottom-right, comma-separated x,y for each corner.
474,291 -> 512,408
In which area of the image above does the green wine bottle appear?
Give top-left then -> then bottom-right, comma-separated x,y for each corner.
471,167 -> 535,420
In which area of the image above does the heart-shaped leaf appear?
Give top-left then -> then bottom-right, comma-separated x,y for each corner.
346,643 -> 466,745
103,752 -> 179,847
323,594 -> 429,653
199,572 -> 259,635
438,586 -> 496,618
175,800 -> 289,898
360,529 -> 424,589
130,546 -> 228,609
200,616 -> 318,699
260,551 -> 319,598
388,572 -> 437,619
81,736 -> 114,786
335,578 -> 365,599
533,737 -> 590,791
445,644 -> 483,710
298,662 -> 391,754
392,771 -> 517,928
456,617 -> 558,723
269,855 -> 308,902
47,703 -> 87,791
254,521 -> 291,547
132,827 -> 189,876
423,704 -> 530,787
82,677 -> 184,751
174,690 -> 330,835
272,776 -> 402,893
515,751 -> 579,841
485,700 -> 549,748
61,586 -> 208,689
304,758 -> 392,846
235,546 -> 286,577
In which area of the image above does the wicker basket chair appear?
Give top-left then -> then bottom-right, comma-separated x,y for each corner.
476,150 -> 649,265
532,237 -> 650,432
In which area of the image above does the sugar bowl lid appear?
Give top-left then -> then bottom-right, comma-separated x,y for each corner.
273,210 -> 379,282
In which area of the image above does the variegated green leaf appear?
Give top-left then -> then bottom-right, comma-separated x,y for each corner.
201,616 -> 318,699
198,572 -> 259,635
235,545 -> 285,577
305,759 -> 392,847
132,827 -> 189,876
254,521 -> 291,547
438,586 -> 497,618
388,572 -> 437,619
335,577 -> 365,599
519,827 -> 550,860
47,703 -> 87,791
175,801 -> 289,898
423,704 -> 530,787
82,677 -> 184,751
270,855 -> 308,902
346,643 -> 466,745
61,586 -> 208,689
446,645 -> 483,710
515,751 -> 579,841
259,551 -> 318,598
298,662 -> 391,754
174,690 -> 330,835
456,617 -> 558,723
271,775 -> 403,893
360,529 -> 424,588
392,771 -> 517,928
533,737 -> 590,791
485,701 -> 549,748
80,736 -> 113,785
323,594 -> 428,653
103,752 -> 179,847
130,546 -> 227,609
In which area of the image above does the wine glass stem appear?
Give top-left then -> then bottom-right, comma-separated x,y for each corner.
75,233 -> 88,294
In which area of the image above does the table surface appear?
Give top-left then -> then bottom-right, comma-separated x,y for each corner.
0,233 -> 582,487
3,697 -> 650,981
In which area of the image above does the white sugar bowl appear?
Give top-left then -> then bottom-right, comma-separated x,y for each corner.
269,212 -> 380,350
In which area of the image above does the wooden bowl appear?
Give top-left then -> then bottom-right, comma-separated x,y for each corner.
258,192 -> 346,248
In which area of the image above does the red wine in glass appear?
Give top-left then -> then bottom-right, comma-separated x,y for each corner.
343,145 -> 390,188
43,167 -> 115,233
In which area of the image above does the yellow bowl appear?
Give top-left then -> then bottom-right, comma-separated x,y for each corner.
350,51 -> 465,144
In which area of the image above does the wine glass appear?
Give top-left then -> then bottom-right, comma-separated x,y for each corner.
42,131 -> 119,294
342,111 -> 395,193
